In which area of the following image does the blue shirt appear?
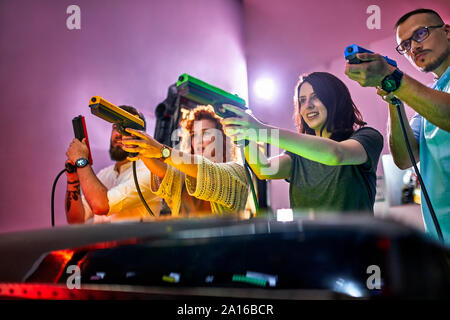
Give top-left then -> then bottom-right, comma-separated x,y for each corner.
410,66 -> 450,245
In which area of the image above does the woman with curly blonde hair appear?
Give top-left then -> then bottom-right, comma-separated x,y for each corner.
180,105 -> 237,163
121,105 -> 249,216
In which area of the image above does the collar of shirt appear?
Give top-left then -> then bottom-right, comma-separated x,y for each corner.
433,66 -> 450,91
114,161 -> 133,176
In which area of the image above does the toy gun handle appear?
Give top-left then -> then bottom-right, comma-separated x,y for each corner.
73,115 -> 93,165
66,115 -> 93,173
116,124 -> 139,158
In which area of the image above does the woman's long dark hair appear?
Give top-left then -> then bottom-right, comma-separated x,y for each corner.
293,72 -> 366,141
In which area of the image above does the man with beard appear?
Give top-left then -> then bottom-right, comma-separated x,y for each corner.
345,8 -> 450,243
65,105 -> 161,224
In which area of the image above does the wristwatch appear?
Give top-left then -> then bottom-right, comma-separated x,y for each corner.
381,69 -> 403,93
160,145 -> 171,161
75,158 -> 89,168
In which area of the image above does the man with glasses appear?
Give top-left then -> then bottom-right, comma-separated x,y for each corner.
345,8 -> 449,244
65,105 -> 161,224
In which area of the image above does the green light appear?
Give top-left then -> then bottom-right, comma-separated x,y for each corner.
232,274 -> 267,287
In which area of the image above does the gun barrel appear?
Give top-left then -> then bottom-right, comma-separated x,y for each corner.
89,96 -> 145,131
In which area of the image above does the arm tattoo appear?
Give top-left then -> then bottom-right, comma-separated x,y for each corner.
66,183 -> 81,212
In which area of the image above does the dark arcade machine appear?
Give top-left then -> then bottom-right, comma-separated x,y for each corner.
0,215 -> 449,300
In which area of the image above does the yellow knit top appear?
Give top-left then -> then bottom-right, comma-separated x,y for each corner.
150,155 -> 249,216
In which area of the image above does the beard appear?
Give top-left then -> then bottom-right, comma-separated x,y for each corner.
109,143 -> 128,162
422,48 -> 449,73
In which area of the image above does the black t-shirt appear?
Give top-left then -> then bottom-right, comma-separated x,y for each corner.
285,127 -> 383,213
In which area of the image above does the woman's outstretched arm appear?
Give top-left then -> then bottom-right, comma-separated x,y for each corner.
222,104 -> 368,166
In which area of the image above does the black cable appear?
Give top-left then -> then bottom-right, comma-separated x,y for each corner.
118,124 -> 154,217
51,168 -> 68,227
393,98 -> 444,242
132,161 -> 154,216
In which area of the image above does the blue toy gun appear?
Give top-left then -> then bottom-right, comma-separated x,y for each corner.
345,44 -> 401,105
344,44 -> 397,67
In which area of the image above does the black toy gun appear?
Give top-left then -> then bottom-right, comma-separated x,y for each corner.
65,115 -> 93,173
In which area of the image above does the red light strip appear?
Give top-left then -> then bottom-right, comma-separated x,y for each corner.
0,283 -> 138,300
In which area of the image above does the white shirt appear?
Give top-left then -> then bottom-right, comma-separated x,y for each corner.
82,160 -> 161,223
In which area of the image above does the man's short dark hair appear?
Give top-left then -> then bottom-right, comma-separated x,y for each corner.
118,105 -> 147,129
395,8 -> 444,28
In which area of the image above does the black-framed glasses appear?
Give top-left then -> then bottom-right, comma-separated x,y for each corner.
396,24 -> 444,54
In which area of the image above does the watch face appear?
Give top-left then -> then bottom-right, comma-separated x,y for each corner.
76,158 -> 88,168
385,79 -> 396,90
382,77 -> 397,92
161,147 -> 170,158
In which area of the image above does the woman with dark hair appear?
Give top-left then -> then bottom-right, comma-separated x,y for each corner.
121,105 -> 249,217
223,72 -> 383,213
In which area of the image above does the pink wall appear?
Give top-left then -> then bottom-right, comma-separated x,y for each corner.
0,0 -> 248,233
